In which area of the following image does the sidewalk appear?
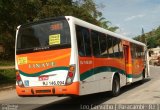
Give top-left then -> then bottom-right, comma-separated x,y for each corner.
149,65 -> 160,68
0,66 -> 15,69
0,84 -> 15,91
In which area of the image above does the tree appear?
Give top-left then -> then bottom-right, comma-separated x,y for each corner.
134,26 -> 160,48
98,17 -> 118,32
37,0 -> 101,25
0,0 -> 41,59
147,37 -> 157,48
0,0 -> 118,59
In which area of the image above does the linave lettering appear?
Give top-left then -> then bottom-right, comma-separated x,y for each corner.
29,62 -> 56,68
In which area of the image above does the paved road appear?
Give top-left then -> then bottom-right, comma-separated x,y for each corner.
0,66 -> 160,110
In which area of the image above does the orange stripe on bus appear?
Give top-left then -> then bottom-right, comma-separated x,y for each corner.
17,49 -> 71,74
28,53 -> 70,64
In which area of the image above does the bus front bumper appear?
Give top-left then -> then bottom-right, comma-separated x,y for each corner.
16,82 -> 79,96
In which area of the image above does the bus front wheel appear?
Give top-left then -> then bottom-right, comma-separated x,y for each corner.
111,75 -> 120,97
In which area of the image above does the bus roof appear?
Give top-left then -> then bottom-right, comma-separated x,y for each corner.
66,16 -> 146,47
18,16 -> 146,47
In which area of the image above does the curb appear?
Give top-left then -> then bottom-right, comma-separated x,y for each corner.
0,66 -> 15,70
150,65 -> 160,68
0,84 -> 16,92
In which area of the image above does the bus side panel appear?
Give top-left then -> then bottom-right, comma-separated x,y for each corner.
132,58 -> 144,82
79,57 -> 126,95
131,45 -> 146,82
78,56 -> 99,95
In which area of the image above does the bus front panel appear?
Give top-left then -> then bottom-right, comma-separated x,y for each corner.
15,18 -> 79,96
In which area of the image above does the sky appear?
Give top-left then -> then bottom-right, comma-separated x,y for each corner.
95,0 -> 160,38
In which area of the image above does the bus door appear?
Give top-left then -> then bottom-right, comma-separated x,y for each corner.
123,45 -> 132,83
123,45 -> 129,69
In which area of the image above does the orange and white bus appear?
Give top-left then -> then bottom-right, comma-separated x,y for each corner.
15,16 -> 150,97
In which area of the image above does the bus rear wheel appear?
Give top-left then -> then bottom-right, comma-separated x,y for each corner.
111,75 -> 120,97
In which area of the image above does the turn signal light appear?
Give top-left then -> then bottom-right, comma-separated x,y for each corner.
65,65 -> 75,85
68,72 -> 73,78
16,71 -> 24,87
16,73 -> 21,81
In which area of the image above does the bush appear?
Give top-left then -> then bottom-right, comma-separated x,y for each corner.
0,69 -> 16,85
0,34 -> 15,60
0,60 -> 15,66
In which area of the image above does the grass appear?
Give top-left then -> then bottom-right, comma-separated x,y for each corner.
0,69 -> 16,85
0,60 -> 15,66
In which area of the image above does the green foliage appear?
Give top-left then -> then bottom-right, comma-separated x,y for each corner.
37,0 -> 101,25
134,26 -> 160,48
0,34 -> 15,60
0,69 -> 16,84
98,17 -> 119,31
0,60 -> 14,66
0,0 -> 41,59
147,36 -> 157,48
0,0 -> 118,60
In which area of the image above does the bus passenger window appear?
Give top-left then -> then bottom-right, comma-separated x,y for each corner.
112,38 -> 123,58
99,33 -> 108,57
112,37 -> 119,57
106,36 -> 114,57
119,40 -> 123,58
91,31 -> 101,57
76,25 -> 91,57
131,43 -> 136,59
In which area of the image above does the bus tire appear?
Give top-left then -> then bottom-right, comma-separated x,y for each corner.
69,95 -> 78,99
142,69 -> 145,79
111,75 -> 120,97
140,69 -> 146,84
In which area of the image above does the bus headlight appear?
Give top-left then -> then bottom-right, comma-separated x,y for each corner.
66,77 -> 72,84
17,80 -> 23,86
16,71 -> 24,87
65,65 -> 76,85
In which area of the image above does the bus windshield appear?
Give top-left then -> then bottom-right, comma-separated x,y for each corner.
17,19 -> 71,53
